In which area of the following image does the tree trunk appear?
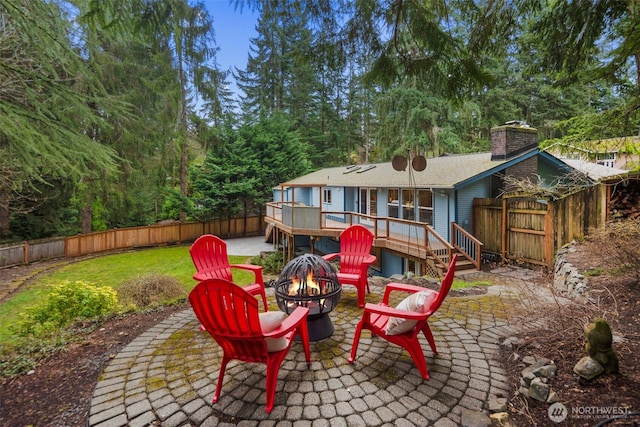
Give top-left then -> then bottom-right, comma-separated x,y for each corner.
635,50 -> 640,92
630,1 -> 640,88
179,54 -> 188,223
0,187 -> 10,238
82,206 -> 92,234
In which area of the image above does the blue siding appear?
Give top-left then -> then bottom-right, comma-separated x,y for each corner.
282,187 -> 291,201
377,188 -> 387,216
432,190 -> 451,240
315,236 -> 340,255
316,236 -> 389,276
293,186 -> 346,212
344,187 -> 356,212
320,186 -> 347,225
293,187 -> 312,205
380,250 -> 404,277
457,178 -> 491,234
327,186 -> 345,211
538,156 -> 571,187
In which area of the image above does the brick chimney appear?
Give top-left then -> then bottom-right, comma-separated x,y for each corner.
491,121 -> 538,160
491,121 -> 539,183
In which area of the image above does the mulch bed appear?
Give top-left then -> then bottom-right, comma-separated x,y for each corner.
0,303 -> 188,427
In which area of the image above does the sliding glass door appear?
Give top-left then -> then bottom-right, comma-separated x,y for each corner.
359,188 -> 377,225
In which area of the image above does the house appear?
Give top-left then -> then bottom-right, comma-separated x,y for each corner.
266,123 -> 624,276
545,136 -> 640,170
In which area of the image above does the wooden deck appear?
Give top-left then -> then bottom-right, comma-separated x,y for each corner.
265,203 -> 481,273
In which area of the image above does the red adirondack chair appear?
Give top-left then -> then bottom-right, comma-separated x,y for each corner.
188,278 -> 311,413
322,224 -> 376,308
348,254 -> 458,380
189,234 -> 268,311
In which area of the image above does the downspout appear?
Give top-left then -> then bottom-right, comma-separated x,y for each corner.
442,189 -> 450,242
451,188 -> 456,243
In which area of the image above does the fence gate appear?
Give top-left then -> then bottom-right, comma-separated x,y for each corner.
505,198 -> 550,266
474,197 -> 551,267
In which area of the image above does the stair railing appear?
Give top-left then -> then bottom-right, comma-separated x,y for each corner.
451,222 -> 483,270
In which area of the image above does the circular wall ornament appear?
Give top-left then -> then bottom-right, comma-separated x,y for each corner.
392,155 -> 408,171
412,155 -> 427,171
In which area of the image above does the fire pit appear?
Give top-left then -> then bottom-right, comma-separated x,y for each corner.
274,254 -> 342,341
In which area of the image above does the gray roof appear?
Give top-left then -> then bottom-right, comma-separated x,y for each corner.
557,158 -> 629,180
280,152 -> 510,189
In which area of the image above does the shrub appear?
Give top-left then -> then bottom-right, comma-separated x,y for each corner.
588,218 -> 640,280
118,274 -> 185,309
12,281 -> 118,337
250,251 -> 284,275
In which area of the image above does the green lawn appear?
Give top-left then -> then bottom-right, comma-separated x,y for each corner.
0,245 -> 256,346
0,244 -> 487,347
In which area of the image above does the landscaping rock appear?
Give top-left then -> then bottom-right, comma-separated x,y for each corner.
461,409 -> 492,427
501,336 -> 524,349
487,396 -> 508,412
554,242 -> 590,298
520,370 -> 536,387
532,364 -> 557,379
487,396 -> 507,413
490,412 -> 516,427
573,356 -> 605,380
528,377 -> 550,402
547,391 -> 561,404
518,355 -> 558,403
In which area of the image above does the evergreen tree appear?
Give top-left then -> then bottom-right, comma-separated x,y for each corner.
79,26 -> 181,229
523,0 -> 640,90
190,127 -> 261,222
191,113 -> 311,220
144,0 -> 218,221
0,0 -> 124,238
240,113 -> 311,205
373,84 -> 451,160
236,1 -> 318,119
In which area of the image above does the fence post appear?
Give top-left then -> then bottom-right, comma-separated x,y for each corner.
501,198 -> 507,261
545,202 -> 553,269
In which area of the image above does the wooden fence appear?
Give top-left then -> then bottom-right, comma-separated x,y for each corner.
0,237 -> 66,268
473,185 -> 606,268
0,216 -> 265,268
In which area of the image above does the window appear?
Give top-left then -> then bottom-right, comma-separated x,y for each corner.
388,189 -> 399,218
359,188 -> 377,217
417,190 -> 433,224
387,189 -> 432,222
323,189 -> 332,204
596,153 -> 616,168
402,189 -> 415,220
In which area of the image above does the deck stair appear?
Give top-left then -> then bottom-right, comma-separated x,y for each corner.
425,250 -> 477,277
452,254 -> 476,273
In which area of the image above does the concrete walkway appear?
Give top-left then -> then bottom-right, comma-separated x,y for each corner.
87,239 -> 538,426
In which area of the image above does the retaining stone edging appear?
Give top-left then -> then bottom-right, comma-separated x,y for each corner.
553,241 -> 588,299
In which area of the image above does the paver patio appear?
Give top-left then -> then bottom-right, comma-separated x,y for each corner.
88,272 -> 532,427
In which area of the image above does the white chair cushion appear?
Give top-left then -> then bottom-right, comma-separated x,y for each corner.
259,311 -> 289,352
259,311 -> 287,332
386,291 -> 437,335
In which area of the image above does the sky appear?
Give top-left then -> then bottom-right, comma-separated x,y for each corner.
203,1 -> 257,81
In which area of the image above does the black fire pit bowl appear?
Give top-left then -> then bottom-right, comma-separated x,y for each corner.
274,254 -> 342,341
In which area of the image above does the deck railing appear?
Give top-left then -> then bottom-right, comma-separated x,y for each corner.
266,202 -> 464,270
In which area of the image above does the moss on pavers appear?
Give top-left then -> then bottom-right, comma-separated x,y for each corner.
89,276 -> 528,426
